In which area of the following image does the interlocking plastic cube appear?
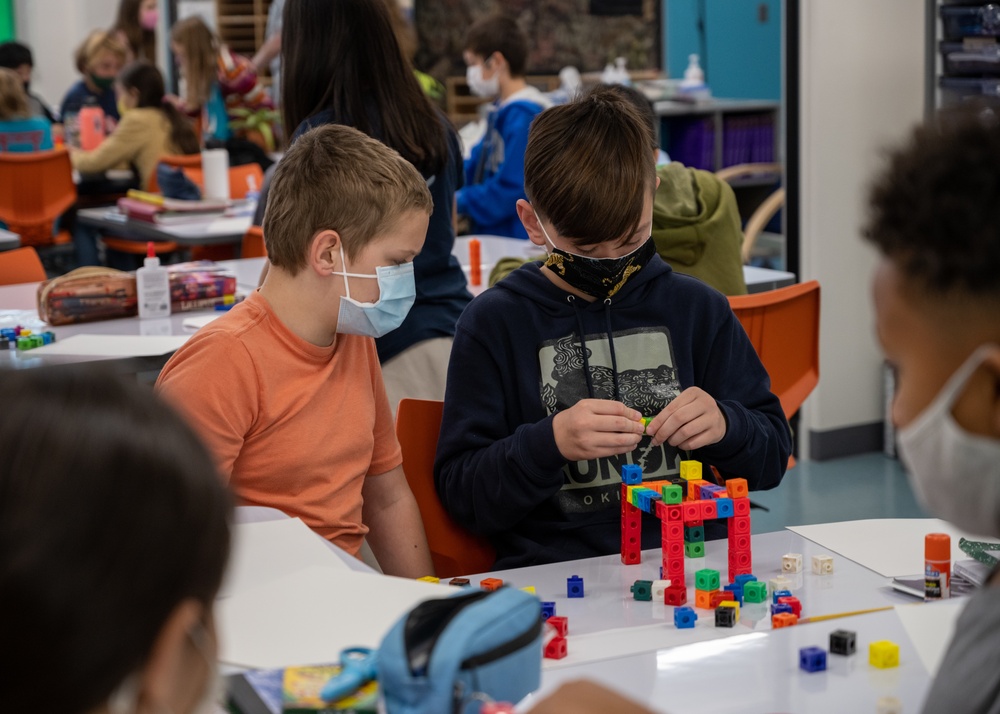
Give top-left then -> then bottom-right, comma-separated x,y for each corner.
680,460 -> 702,480
799,646 -> 827,673
719,600 -> 740,620
674,606 -> 698,628
543,636 -> 567,660
812,554 -> 834,574
715,605 -> 737,628
540,602 -> 556,620
772,588 -> 793,604
778,596 -> 802,618
771,603 -> 793,616
480,578 -> 503,591
782,553 -> 803,573
664,585 -> 687,606
567,575 -> 584,598
449,577 -> 471,587
661,484 -> 683,504
695,569 -> 721,591
520,586 -> 536,595
722,584 -> 743,605
685,542 -> 705,558
620,464 -> 643,485
715,497 -> 734,517
768,576 -> 792,595
869,640 -> 900,669
744,581 -> 768,603
772,612 -> 798,628
709,591 -> 728,608
829,629 -> 856,656
651,579 -> 671,600
734,574 -> 757,587
417,576 -> 440,583
725,478 -> 749,498
631,579 -> 653,601
546,616 -> 568,637
685,525 -> 705,542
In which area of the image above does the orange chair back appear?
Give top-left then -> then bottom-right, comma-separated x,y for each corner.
0,246 -> 46,285
395,399 -> 495,578
728,280 -> 820,421
242,225 -> 267,258
182,163 -> 264,199
0,149 -> 76,247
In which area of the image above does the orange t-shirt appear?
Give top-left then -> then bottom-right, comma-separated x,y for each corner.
156,290 -> 401,556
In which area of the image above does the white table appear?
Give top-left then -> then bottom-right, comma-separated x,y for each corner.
76,206 -> 252,247
452,235 -> 796,295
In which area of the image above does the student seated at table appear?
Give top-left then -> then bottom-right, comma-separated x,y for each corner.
435,87 -> 790,569
0,366 -> 231,713
0,41 -> 57,123
457,14 -> 551,240
0,68 -> 53,152
863,106 -> 1000,714
157,124 -> 434,578
60,30 -> 126,137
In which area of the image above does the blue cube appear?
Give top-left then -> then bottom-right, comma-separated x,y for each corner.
621,465 -> 643,485
567,575 -> 585,598
799,646 -> 827,673
715,498 -> 734,518
771,603 -> 793,616
674,606 -> 698,629
773,588 -> 793,604
723,584 -> 744,605
541,602 -> 556,620
735,574 -> 758,587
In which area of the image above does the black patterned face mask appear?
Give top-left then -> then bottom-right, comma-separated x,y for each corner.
537,212 -> 656,299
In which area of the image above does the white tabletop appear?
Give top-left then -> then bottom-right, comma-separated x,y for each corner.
452,235 -> 796,296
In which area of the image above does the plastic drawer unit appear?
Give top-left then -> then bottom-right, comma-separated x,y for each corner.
941,4 -> 1000,41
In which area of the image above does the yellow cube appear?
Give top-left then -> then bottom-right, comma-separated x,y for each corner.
719,599 -> 740,620
417,576 -> 440,584
680,460 -> 703,481
521,586 -> 536,595
869,640 -> 900,669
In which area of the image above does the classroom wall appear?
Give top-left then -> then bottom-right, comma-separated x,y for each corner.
798,0 -> 924,458
665,0 -> 781,100
14,0 -> 120,115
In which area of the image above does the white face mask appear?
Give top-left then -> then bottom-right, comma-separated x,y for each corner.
897,345 -> 1000,538
466,61 -> 499,98
333,245 -> 416,338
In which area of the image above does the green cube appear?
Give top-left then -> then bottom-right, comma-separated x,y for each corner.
744,581 -> 768,603
630,579 -> 653,601
684,525 -> 705,543
695,568 -> 720,591
685,542 -> 705,558
661,484 -> 683,505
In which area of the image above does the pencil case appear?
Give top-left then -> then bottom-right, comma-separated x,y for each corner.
37,267 -> 138,325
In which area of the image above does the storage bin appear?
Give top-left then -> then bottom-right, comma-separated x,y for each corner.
940,40 -> 1000,74
940,4 -> 1000,41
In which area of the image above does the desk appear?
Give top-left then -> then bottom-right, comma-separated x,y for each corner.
452,236 -> 796,295
76,206 -> 252,247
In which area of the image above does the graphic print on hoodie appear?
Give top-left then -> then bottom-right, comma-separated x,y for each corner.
539,327 -> 682,515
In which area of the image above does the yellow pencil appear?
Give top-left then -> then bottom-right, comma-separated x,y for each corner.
126,189 -> 165,206
799,606 -> 893,624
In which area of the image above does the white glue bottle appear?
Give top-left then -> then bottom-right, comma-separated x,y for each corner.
137,242 -> 171,319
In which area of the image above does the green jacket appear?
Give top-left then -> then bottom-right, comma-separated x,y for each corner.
489,163 -> 747,296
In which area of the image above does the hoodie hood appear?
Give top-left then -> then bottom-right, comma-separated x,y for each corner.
499,85 -> 554,111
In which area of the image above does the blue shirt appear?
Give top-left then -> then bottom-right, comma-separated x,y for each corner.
0,117 -> 54,152
59,81 -> 120,125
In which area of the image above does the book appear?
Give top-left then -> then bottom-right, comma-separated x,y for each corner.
117,197 -> 227,225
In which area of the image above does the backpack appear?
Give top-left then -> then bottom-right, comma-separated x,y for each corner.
377,586 -> 542,714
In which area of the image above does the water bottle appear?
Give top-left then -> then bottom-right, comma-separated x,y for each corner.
78,98 -> 106,151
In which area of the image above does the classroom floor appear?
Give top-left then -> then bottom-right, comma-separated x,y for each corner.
750,452 -> 927,534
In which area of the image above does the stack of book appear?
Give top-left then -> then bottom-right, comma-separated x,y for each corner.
117,190 -> 229,225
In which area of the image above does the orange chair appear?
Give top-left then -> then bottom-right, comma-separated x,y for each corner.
0,149 -> 76,248
183,163 -> 264,261
0,246 -> 46,285
395,398 -> 496,578
241,225 -> 267,258
147,153 -> 203,194
728,281 -> 820,467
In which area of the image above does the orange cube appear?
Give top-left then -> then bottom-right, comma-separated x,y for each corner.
480,577 -> 504,591
772,612 -> 798,628
726,478 -> 749,499
695,589 -> 715,609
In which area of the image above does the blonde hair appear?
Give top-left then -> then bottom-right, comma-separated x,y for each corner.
0,68 -> 29,120
263,124 -> 433,274
170,16 -> 217,108
74,30 -> 128,75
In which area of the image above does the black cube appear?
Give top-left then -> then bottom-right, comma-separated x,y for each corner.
830,629 -> 857,655
715,605 -> 737,628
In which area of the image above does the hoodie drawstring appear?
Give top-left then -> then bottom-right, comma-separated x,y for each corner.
568,295 -> 621,402
604,298 -> 621,402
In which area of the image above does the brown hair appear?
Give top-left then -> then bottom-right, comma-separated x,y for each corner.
0,67 -> 29,120
262,123 -> 433,274
171,16 -> 217,108
74,30 -> 128,75
524,85 -> 656,247
112,0 -> 157,63
119,62 -> 200,155
464,14 -> 529,77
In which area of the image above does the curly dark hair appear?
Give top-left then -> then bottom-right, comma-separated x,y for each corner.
864,105 -> 1000,296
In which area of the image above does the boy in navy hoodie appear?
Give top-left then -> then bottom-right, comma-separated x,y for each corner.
435,87 -> 791,569
458,15 -> 551,240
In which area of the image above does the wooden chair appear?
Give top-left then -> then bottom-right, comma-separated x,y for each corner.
0,149 -> 76,248
717,162 -> 784,263
0,246 -> 46,285
395,398 -> 495,578
728,281 -> 821,468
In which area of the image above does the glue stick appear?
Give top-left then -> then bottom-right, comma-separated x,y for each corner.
925,533 -> 951,601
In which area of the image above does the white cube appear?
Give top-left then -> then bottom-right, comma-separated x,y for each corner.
782,553 -> 803,573
651,579 -> 671,600
811,554 -> 834,574
769,575 -> 793,592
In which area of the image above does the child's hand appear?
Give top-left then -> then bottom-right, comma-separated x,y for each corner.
646,387 -> 727,451
552,399 -> 644,462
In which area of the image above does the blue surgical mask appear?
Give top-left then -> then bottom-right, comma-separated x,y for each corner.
333,245 -> 415,338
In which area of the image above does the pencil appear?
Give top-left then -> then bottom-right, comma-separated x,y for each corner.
799,606 -> 893,624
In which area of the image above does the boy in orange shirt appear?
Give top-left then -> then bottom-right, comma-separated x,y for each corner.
157,124 -> 433,578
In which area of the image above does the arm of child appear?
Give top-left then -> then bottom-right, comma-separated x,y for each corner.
456,110 -> 533,228
435,322 -> 644,535
361,465 -> 434,578
70,113 -> 144,176
528,680 -> 657,714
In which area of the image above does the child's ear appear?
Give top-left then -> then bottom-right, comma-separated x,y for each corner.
517,199 -> 547,249
308,229 -> 343,276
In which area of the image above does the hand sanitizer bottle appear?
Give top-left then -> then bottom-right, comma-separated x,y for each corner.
137,242 -> 171,319
681,54 -> 705,89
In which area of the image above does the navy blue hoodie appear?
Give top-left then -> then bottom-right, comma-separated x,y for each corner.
434,255 -> 791,570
